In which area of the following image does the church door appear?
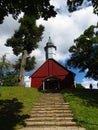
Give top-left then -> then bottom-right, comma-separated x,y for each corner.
43,76 -> 60,92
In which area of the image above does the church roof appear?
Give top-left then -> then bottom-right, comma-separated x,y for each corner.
30,59 -> 75,78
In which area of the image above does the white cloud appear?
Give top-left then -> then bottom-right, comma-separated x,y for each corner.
81,78 -> 98,89
0,5 -> 97,66
0,15 -> 20,62
24,76 -> 31,87
0,1 -> 98,87
36,6 -> 98,64
71,6 -> 98,30
0,15 -> 20,37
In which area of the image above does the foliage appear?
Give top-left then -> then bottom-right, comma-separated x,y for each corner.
1,71 -> 19,86
63,89 -> 98,130
67,0 -> 98,80
67,0 -> 98,15
67,25 -> 98,80
5,15 -> 44,86
0,0 -> 56,86
0,87 -> 42,129
76,83 -> 85,89
0,0 -> 57,24
6,15 -> 44,56
0,54 -> 11,83
14,56 -> 36,72
25,56 -> 36,71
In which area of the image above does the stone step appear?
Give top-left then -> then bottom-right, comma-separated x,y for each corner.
41,97 -> 63,99
39,95 -> 66,98
33,105 -> 69,107
32,106 -> 71,110
26,117 -> 74,121
39,101 -> 65,104
40,98 -> 64,100
32,106 -> 70,109
19,126 -> 84,130
40,97 -> 64,99
31,110 -> 72,114
40,94 -> 63,96
32,107 -> 71,111
21,93 -> 79,129
37,102 -> 68,105
33,104 -> 70,107
33,104 -> 69,108
26,121 -> 76,127
30,113 -> 73,117
41,96 -> 63,98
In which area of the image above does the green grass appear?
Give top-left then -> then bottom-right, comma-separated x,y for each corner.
1,87 -> 98,130
62,89 -> 98,130
0,87 -> 42,130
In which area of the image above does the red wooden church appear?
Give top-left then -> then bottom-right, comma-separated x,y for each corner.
30,37 -> 75,91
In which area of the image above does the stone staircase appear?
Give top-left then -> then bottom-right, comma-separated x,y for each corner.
20,93 -> 86,130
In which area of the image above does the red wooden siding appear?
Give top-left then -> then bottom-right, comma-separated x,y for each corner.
30,59 -> 75,89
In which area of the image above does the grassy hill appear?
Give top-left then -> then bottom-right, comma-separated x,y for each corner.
62,89 -> 98,130
0,87 -> 98,130
0,87 -> 42,130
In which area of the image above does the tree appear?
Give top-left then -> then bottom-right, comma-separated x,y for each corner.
14,56 -> 36,80
67,0 -> 98,15
14,56 -> 36,72
0,54 -> 11,84
2,71 -> 19,86
0,56 -> 35,86
67,1 -> 98,80
0,0 -> 56,24
76,83 -> 85,89
5,15 -> 44,86
67,25 -> 98,80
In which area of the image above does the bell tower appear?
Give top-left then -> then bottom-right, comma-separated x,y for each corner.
44,36 -> 57,60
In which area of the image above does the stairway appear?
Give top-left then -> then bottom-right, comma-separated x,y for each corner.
20,93 -> 86,130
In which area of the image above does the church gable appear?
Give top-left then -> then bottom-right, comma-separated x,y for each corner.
30,36 -> 75,90
48,59 -> 74,76
31,61 -> 49,78
30,59 -> 75,90
30,59 -> 73,78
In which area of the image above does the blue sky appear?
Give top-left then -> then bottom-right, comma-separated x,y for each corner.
34,0 -> 98,88
70,69 -> 85,83
0,0 -> 98,88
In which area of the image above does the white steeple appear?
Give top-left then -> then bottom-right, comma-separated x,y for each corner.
44,36 -> 57,60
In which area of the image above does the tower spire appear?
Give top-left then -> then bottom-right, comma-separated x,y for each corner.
48,36 -> 52,43
44,36 -> 57,60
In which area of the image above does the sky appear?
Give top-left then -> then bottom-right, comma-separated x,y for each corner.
0,0 -> 98,88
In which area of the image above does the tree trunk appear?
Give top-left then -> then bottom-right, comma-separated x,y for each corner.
18,50 -> 28,86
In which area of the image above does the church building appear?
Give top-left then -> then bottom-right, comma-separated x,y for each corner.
30,37 -> 75,91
